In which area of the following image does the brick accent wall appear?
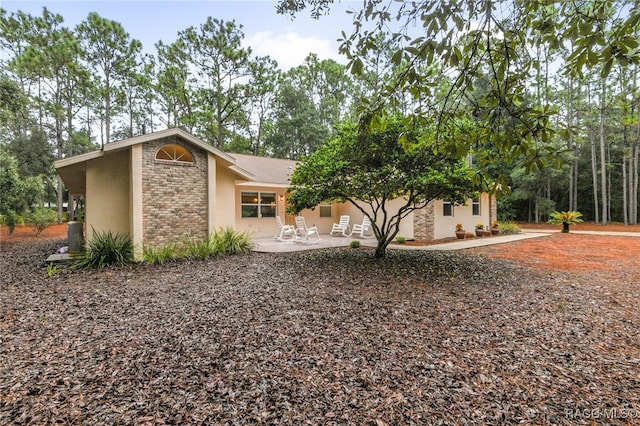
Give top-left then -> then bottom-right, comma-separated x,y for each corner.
413,201 -> 435,241
142,137 -> 208,247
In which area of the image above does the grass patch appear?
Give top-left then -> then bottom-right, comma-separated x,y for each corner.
143,242 -> 179,265
182,234 -> 216,260
144,228 -> 253,264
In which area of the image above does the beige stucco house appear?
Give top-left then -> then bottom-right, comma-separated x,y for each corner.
55,128 -> 493,259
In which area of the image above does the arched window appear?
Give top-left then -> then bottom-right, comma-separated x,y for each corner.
155,144 -> 194,163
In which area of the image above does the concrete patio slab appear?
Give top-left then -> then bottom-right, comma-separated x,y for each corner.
251,232 -> 551,253
251,236 -> 378,253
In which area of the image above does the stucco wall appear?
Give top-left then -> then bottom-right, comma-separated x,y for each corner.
335,199 -> 415,240
141,137 -> 208,246
214,165 -> 237,231
85,150 -> 131,239
234,185 -> 287,238
430,194 -> 491,240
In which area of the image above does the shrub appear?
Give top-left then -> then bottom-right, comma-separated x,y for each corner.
4,210 -> 18,234
395,236 -> 406,244
73,230 -> 134,269
499,221 -> 521,235
211,227 -> 253,255
29,207 -> 57,236
350,240 -> 361,248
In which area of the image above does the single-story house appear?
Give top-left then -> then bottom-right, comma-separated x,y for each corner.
55,128 -> 493,259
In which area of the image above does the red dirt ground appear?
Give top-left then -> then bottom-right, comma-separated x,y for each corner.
0,223 -> 68,244
2,222 -> 640,275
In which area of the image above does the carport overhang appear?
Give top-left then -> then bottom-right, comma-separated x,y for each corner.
55,151 -> 104,196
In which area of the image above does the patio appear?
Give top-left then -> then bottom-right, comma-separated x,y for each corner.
251,231 -> 550,253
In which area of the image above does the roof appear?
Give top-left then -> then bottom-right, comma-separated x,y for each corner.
230,153 -> 298,187
55,128 -> 255,195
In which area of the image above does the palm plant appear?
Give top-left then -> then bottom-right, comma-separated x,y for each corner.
548,211 -> 583,233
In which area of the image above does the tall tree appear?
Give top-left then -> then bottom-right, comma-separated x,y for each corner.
242,56 -> 280,155
265,79 -> 328,159
155,40 -> 194,130
0,9 -> 37,115
176,17 -> 251,148
10,8 -> 87,221
76,12 -> 142,144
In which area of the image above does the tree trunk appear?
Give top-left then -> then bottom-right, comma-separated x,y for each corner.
105,74 -> 111,143
623,147 -> 628,225
633,131 -> 639,224
599,76 -> 608,224
567,74 -> 579,211
590,126 -> 600,223
55,78 -> 65,224
67,100 -> 75,222
632,98 -> 639,224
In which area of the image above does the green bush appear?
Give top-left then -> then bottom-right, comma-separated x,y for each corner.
4,210 -> 18,233
73,230 -> 134,269
395,236 -> 406,244
350,240 -> 361,248
211,227 -> 253,255
499,221 -> 522,235
29,207 -> 57,236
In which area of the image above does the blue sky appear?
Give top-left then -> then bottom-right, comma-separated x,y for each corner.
3,0 -> 359,70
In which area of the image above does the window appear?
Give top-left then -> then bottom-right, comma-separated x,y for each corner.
443,201 -> 453,217
319,205 -> 332,218
472,198 -> 481,216
241,191 -> 276,218
155,144 -> 194,163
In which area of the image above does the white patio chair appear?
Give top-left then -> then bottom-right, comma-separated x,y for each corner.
274,216 -> 295,241
330,215 -> 351,237
351,216 -> 375,238
293,216 -> 321,243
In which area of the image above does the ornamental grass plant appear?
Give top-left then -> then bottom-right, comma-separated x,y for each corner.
73,230 -> 134,269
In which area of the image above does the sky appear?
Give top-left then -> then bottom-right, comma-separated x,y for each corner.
2,0 -> 360,70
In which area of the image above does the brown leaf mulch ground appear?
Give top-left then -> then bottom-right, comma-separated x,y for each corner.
1,225 -> 639,425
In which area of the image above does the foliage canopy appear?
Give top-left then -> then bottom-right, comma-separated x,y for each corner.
277,0 -> 640,171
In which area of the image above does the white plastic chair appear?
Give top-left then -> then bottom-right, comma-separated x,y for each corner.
351,216 -> 375,238
293,216 -> 321,243
274,216 -> 295,241
330,215 -> 351,237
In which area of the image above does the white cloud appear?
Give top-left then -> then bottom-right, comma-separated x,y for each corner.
245,31 -> 343,70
